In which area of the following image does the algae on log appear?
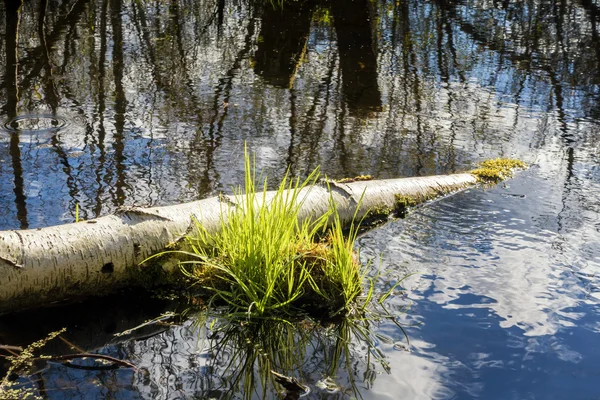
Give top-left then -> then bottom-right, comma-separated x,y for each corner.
0,173 -> 485,314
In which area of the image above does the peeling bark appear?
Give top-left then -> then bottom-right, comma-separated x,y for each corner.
0,173 -> 478,314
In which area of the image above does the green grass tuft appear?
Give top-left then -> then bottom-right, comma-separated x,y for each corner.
180,146 -> 365,319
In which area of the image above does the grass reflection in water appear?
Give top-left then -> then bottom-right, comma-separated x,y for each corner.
187,297 -> 407,400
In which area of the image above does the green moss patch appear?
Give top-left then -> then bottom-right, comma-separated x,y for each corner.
470,158 -> 526,183
360,206 -> 393,228
393,191 -> 443,218
335,175 -> 375,183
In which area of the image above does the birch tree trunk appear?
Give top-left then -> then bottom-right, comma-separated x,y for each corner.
0,174 -> 477,314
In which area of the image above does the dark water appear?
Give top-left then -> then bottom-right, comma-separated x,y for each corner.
1,0 -> 600,398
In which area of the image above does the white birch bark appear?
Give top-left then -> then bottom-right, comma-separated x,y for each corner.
0,174 -> 477,313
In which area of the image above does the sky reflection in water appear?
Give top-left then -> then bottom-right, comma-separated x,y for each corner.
358,165 -> 600,399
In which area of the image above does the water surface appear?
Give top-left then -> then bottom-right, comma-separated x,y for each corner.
0,0 -> 599,398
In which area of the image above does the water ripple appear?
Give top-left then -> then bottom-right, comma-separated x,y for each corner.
2,114 -> 68,133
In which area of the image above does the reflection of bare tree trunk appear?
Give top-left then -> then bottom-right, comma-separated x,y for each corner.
436,12 -> 449,85
59,16 -> 97,221
551,1 -> 577,231
553,0 -> 567,55
287,52 -> 337,174
397,0 -> 425,174
332,67 -> 350,174
435,0 -> 465,83
132,1 -> 201,113
217,0 -> 225,33
330,0 -> 381,116
110,0 -> 128,207
254,1 -> 315,88
576,0 -> 600,94
93,0 -> 110,217
3,0 -> 28,229
18,0 -> 91,95
435,6 -> 457,171
192,8 -> 257,196
39,0 -> 80,218
377,11 -> 403,177
302,54 -> 336,171
39,0 -> 59,112
168,0 -> 202,111
545,65 -> 576,234
286,88 -> 299,175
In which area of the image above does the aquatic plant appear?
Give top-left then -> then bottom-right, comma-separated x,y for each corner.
180,147 -> 365,318
0,328 -> 65,400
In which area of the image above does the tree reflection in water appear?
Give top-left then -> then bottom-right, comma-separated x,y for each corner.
0,0 -> 598,228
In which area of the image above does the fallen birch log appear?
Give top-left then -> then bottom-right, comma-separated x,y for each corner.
0,168 -> 512,314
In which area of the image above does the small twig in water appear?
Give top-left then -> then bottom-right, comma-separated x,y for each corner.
57,336 -> 85,354
0,345 -> 23,353
42,353 -> 137,370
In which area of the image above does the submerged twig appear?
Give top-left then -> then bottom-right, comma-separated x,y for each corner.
44,353 -> 137,370
113,312 -> 178,337
57,336 -> 85,354
0,345 -> 23,353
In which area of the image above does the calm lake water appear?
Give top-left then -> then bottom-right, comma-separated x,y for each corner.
1,0 -> 600,398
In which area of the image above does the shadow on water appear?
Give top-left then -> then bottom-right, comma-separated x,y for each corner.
0,290 -> 180,359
